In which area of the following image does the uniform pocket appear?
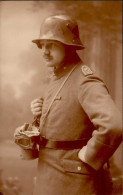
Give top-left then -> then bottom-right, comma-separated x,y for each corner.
61,159 -> 96,175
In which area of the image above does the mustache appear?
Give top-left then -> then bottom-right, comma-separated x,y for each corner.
43,54 -> 53,59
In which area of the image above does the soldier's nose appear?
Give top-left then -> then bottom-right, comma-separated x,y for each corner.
44,48 -> 50,55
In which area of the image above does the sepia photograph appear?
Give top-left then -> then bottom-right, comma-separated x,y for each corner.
0,1 -> 122,195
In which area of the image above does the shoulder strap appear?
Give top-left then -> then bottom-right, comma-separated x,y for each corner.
42,64 -> 78,124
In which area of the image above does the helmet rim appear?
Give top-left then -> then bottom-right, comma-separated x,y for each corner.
32,39 -> 85,50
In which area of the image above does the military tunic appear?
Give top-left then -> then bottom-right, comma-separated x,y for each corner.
33,62 -> 122,195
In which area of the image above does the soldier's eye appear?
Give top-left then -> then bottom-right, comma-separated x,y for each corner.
41,43 -> 45,48
45,43 -> 52,49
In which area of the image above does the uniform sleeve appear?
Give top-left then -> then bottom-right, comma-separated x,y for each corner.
78,75 -> 122,170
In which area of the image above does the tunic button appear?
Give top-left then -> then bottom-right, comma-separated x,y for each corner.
77,166 -> 82,171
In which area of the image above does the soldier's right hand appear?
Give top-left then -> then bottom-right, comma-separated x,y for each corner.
30,97 -> 43,117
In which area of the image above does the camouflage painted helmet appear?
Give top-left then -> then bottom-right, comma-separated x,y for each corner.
32,15 -> 84,50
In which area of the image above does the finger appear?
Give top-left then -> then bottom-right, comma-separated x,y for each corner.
33,111 -> 42,117
32,107 -> 42,112
31,98 -> 43,104
31,102 -> 43,109
31,99 -> 43,105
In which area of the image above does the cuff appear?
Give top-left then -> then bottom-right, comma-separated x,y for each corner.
78,146 -> 87,163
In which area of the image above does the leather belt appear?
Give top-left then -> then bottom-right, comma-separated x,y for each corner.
39,136 -> 88,150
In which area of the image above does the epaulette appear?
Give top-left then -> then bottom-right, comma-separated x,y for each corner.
81,65 -> 93,76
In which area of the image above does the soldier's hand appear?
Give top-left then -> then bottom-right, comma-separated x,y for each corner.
31,97 -> 43,117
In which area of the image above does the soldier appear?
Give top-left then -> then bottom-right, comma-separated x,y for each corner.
18,15 -> 123,195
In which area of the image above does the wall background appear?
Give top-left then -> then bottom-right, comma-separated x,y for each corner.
0,1 -> 122,195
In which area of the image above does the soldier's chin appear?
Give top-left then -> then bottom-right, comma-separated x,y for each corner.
46,62 -> 55,67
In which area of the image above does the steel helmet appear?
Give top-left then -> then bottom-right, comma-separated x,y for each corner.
32,15 -> 84,50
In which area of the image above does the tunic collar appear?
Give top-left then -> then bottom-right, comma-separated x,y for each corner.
48,60 -> 81,80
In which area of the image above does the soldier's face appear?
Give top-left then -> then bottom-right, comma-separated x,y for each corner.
40,40 -> 66,68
